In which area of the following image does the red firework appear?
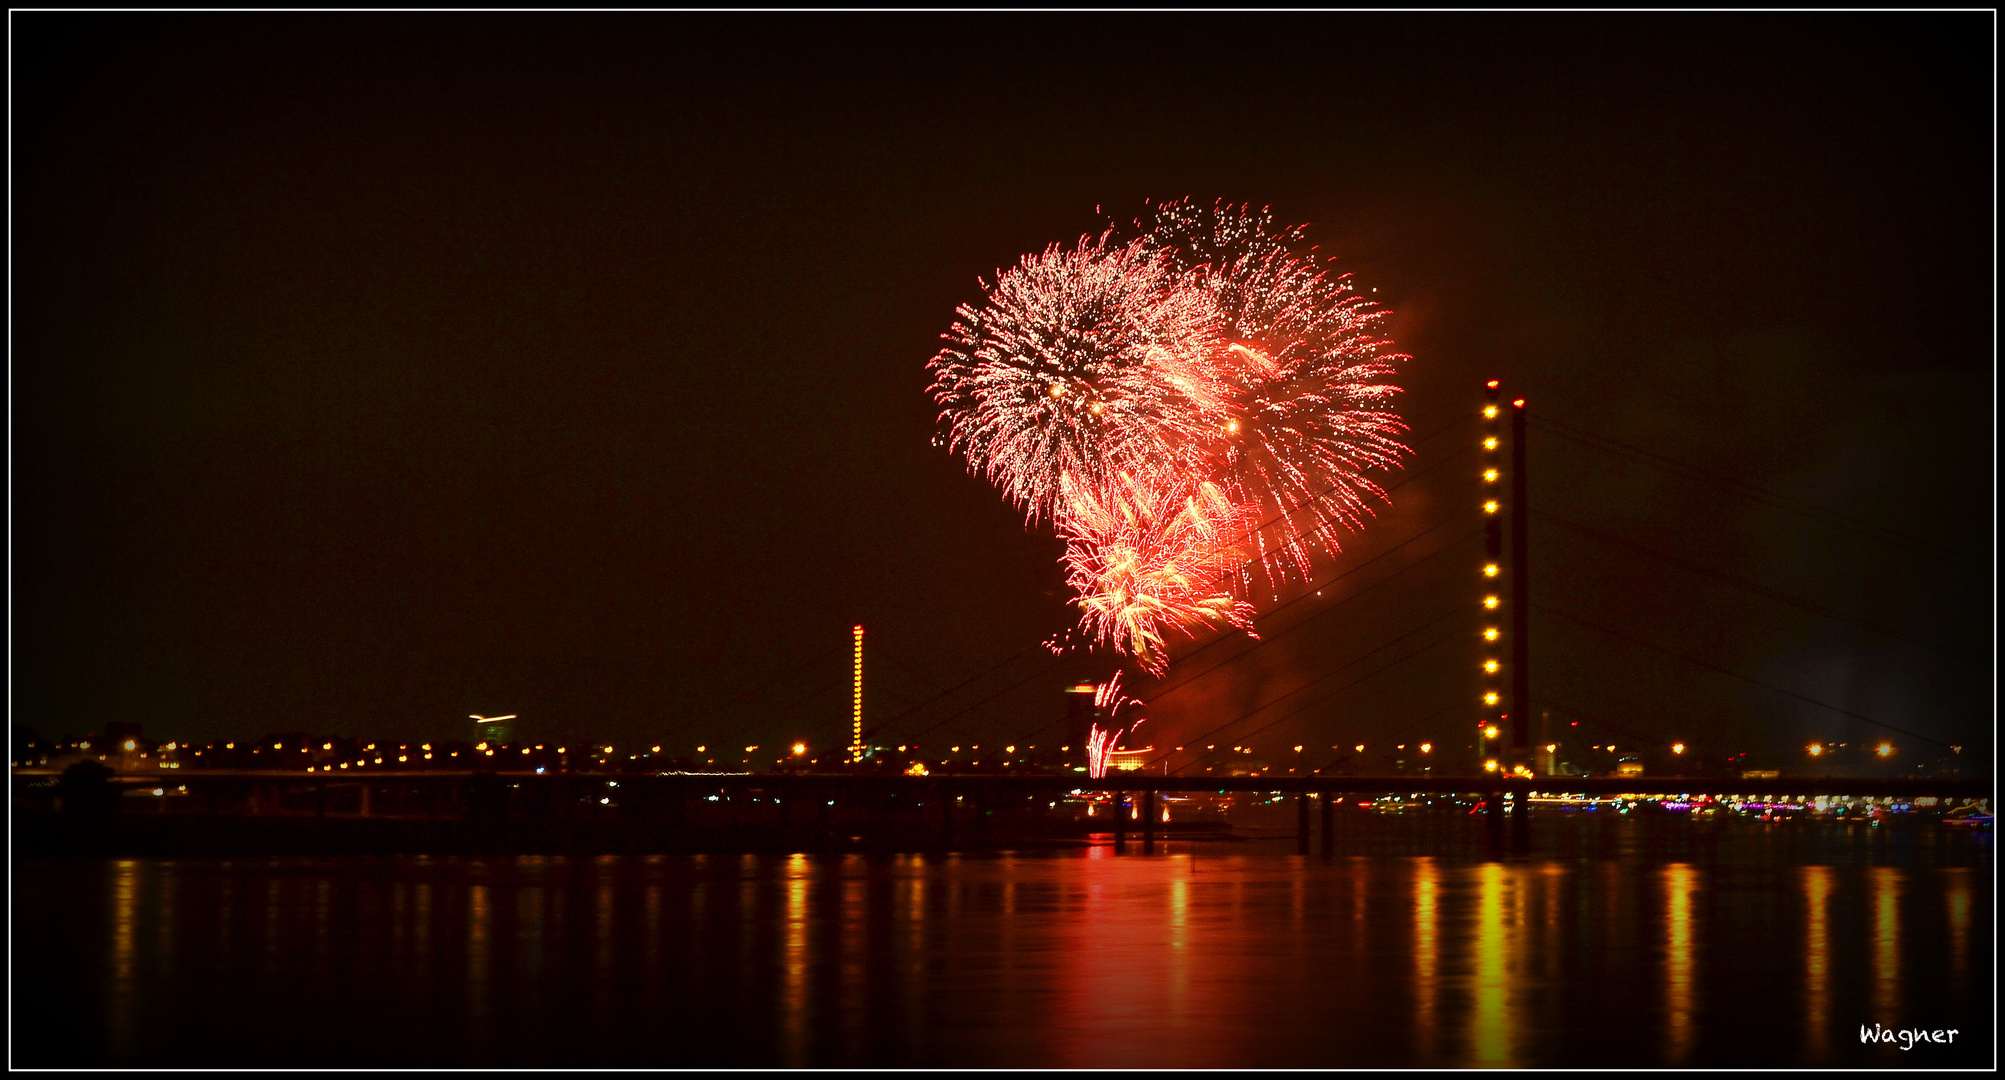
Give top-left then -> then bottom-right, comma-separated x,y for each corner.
929,202 -> 1409,674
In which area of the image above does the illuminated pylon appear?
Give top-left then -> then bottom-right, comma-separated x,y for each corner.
1479,382 -> 1506,769
1479,382 -> 1534,779
851,625 -> 865,764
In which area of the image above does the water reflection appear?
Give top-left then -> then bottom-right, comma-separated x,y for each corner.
782,854 -> 811,1067
1467,861 -> 1514,1067
1942,867 -> 1970,992
1801,864 -> 1832,1059
467,884 -> 490,1054
1661,863 -> 1696,1064
1871,867 -> 1903,1024
595,862 -> 616,1032
1167,874 -> 1190,1036
108,860 -> 138,1059
1412,858 -> 1438,1057
21,833 -> 1994,1070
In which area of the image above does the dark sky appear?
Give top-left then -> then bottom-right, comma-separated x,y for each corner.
14,13 -> 1992,767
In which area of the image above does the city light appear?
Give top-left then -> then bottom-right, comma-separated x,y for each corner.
1483,595 -> 1499,608
1877,743 -> 1895,757
1484,726 -> 1499,740
1672,743 -> 1686,754
1419,743 -> 1431,753
1483,564 -> 1499,576
792,743 -> 806,756
1484,759 -> 1499,772
1484,628 -> 1499,640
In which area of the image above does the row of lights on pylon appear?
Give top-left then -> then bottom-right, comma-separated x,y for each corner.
1479,381 -> 1513,775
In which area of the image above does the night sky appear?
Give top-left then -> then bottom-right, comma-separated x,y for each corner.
14,14 -> 1992,766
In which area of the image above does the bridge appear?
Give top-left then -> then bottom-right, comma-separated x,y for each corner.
15,768 -> 1987,856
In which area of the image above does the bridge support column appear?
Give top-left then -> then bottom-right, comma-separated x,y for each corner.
1485,789 -> 1504,850
358,783 -> 372,819
1112,789 -> 1126,851
940,792 -> 954,848
1142,790 -> 1157,852
1297,794 -> 1311,854
1320,792 -> 1335,856
1511,789 -> 1530,852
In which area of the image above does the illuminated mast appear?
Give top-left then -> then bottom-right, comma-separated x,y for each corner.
1480,382 -> 1505,775
1480,380 -> 1533,786
851,624 -> 865,763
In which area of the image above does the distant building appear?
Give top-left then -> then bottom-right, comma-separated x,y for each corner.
473,715 -> 516,746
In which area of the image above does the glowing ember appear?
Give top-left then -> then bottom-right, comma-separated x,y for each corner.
1085,672 -> 1146,779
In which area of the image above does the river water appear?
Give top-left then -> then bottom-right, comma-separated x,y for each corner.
13,821 -> 1991,1067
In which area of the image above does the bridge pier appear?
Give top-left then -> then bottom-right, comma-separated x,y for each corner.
1320,793 -> 1335,856
1485,789 -> 1504,851
1297,794 -> 1311,854
1511,789 -> 1531,851
1142,790 -> 1157,852
1112,789 -> 1126,851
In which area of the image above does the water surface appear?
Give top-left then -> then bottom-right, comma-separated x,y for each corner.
14,825 -> 1991,1067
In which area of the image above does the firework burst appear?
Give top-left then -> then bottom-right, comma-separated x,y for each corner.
927,231 -> 1227,524
1141,200 -> 1410,587
929,201 -> 1408,674
1059,470 -> 1257,676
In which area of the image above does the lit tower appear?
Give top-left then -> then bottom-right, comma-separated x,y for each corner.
1479,382 -> 1506,774
850,624 -> 865,763
1478,381 -> 1533,787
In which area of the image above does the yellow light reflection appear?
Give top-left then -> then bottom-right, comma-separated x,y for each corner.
1944,867 -> 1971,991
1662,863 -> 1695,1063
1802,864 -> 1832,1060
1469,862 -> 1514,1066
109,860 -> 138,1058
1872,867 -> 1902,1023
1413,858 -> 1439,1056
783,855 -> 810,1067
